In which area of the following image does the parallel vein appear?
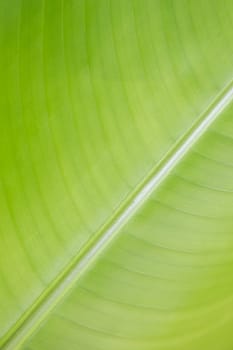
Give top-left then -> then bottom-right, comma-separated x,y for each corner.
2,79 -> 233,350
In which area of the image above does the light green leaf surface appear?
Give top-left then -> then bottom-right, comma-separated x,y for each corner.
1,0 -> 233,349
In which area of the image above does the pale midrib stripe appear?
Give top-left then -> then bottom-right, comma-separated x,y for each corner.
3,80 -> 233,350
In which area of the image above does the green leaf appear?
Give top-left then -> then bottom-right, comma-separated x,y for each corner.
1,1 -> 233,349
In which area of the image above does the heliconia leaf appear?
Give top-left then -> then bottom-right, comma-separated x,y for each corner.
1,1 -> 233,349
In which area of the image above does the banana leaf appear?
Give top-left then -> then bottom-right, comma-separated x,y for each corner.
1,1 -> 233,349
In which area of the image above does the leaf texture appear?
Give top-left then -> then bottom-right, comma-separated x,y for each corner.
1,1 -> 233,349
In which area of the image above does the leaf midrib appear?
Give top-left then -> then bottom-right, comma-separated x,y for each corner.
2,79 -> 233,350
